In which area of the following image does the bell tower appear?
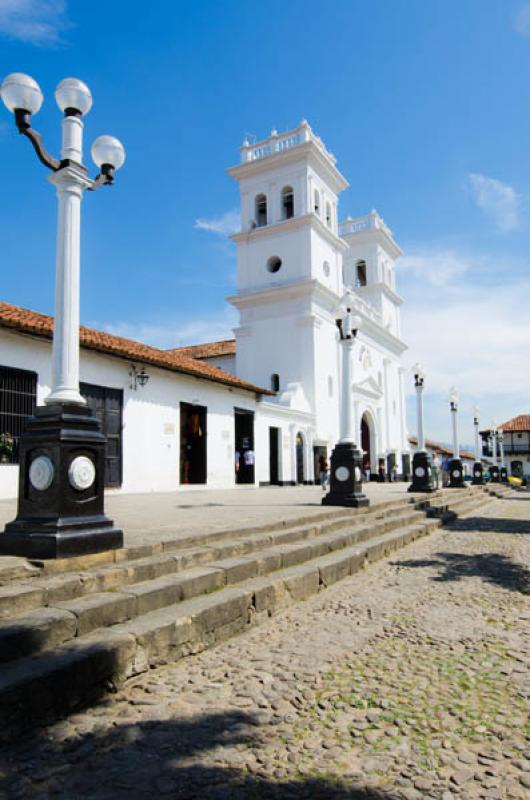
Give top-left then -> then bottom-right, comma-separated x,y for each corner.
227,121 -> 349,408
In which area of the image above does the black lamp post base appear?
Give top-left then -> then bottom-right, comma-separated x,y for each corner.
500,467 -> 508,483
0,403 -> 123,559
449,458 -> 466,488
472,462 -> 484,485
490,465 -> 500,483
322,442 -> 369,508
408,450 -> 435,493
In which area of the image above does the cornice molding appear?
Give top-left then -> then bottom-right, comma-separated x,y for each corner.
230,212 -> 348,252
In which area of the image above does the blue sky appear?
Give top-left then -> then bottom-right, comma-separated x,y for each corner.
1,0 -> 530,445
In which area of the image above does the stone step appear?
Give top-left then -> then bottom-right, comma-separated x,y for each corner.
0,514 -> 444,738
0,500 -> 422,620
0,509 -> 425,660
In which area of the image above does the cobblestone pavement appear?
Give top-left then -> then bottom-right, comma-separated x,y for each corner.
0,483 -> 410,548
1,494 -> 529,800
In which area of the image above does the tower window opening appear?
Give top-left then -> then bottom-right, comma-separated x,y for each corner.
271,373 -> 280,392
281,186 -> 294,220
325,202 -> 332,227
314,189 -> 320,215
255,194 -> 267,227
356,260 -> 367,287
267,255 -> 282,273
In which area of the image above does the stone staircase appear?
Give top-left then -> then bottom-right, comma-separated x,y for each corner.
0,485 -> 507,739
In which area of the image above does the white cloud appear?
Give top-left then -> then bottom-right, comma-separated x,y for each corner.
194,209 -> 240,236
98,307 -> 238,350
514,3 -> 530,36
0,0 -> 69,46
467,173 -> 519,232
400,247 -> 530,442
399,250 -> 471,288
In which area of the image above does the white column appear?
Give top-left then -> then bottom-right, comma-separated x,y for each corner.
289,424 -> 297,483
416,383 -> 425,451
398,367 -> 407,452
451,407 -> 459,458
383,358 -> 390,452
340,338 -> 354,443
474,419 -> 480,461
500,438 -> 505,468
46,165 -> 91,405
492,433 -> 498,466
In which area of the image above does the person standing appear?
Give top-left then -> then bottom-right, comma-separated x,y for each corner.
318,454 -> 329,491
431,453 -> 440,489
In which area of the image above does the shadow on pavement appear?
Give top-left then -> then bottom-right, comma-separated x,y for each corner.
0,708 -> 402,800
393,550 -> 529,594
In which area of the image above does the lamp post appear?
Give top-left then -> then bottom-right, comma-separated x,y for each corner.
490,422 -> 500,482
0,73 -> 125,559
323,293 -> 369,508
408,363 -> 434,493
472,405 -> 484,485
498,428 -> 507,482
448,386 -> 465,488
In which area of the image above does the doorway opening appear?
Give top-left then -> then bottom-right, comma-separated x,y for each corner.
180,403 -> 207,484
235,408 -> 255,484
361,416 -> 371,473
80,382 -> 123,488
296,431 -> 305,483
313,445 -> 327,486
269,426 -> 280,484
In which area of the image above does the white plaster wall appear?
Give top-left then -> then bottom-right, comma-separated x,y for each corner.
236,225 -> 312,293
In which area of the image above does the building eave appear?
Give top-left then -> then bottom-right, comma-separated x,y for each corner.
230,212 -> 348,252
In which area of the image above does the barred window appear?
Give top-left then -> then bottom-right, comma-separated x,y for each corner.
0,366 -> 37,464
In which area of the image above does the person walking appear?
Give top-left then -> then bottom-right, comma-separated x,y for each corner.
318,454 -> 329,491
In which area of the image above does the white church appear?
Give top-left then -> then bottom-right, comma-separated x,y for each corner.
0,121 -> 410,500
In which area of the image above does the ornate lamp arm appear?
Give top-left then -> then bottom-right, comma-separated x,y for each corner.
88,164 -> 115,191
14,109 -> 60,171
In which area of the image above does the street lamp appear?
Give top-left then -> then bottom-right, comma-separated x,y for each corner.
490,421 -> 500,482
323,293 -> 369,508
408,363 -> 434,493
448,386 -> 465,488
472,405 -> 484,485
0,73 -> 125,559
498,428 -> 507,482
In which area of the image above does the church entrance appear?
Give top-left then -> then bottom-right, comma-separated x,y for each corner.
180,403 -> 207,484
296,431 -> 305,483
235,408 -> 255,484
269,426 -> 280,484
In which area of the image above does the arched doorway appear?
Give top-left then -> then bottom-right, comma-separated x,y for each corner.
511,460 -> 523,478
296,431 -> 305,483
361,417 -> 371,472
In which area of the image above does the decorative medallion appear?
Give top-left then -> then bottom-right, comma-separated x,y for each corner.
452,469 -> 461,478
29,455 -> 54,491
68,456 -> 96,491
415,466 -> 425,477
335,466 -> 350,482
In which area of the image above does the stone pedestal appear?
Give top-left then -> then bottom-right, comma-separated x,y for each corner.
0,404 -> 122,559
448,458 -> 465,488
472,462 -> 484,485
490,465 -> 500,483
408,450 -> 434,493
322,442 -> 369,508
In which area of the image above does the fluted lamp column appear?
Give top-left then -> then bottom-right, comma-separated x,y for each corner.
498,429 -> 507,482
448,386 -> 465,488
323,293 -> 369,508
490,422 -> 500,482
472,406 -> 484,485
0,73 -> 125,559
408,363 -> 434,493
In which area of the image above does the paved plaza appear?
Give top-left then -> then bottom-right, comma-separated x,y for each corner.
0,491 -> 528,799
0,483 -> 411,548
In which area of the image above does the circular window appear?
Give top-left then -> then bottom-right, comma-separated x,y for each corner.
267,256 -> 282,273
323,261 -> 330,277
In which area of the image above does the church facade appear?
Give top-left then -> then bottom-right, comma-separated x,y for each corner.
0,122 -> 409,499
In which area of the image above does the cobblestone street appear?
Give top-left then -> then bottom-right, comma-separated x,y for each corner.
1,493 -> 529,800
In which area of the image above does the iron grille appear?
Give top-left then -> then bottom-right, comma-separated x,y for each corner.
0,366 -> 37,464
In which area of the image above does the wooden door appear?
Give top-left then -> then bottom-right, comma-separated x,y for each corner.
80,382 -> 123,488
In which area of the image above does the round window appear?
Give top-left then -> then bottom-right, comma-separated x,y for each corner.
267,256 -> 282,273
323,261 -> 330,277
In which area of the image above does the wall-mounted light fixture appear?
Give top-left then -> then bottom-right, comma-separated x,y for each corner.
129,364 -> 149,390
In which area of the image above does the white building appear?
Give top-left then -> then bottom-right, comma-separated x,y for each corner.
0,121 -> 410,499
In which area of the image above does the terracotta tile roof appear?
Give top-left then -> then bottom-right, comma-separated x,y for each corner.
408,435 -> 476,460
169,339 -> 236,360
0,302 -> 273,396
498,414 -> 530,432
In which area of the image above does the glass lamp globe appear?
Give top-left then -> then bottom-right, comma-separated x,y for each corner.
55,78 -> 92,115
412,362 -> 424,380
473,404 -> 480,418
449,386 -> 458,404
91,135 -> 126,170
350,313 -> 362,331
1,73 -> 43,114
